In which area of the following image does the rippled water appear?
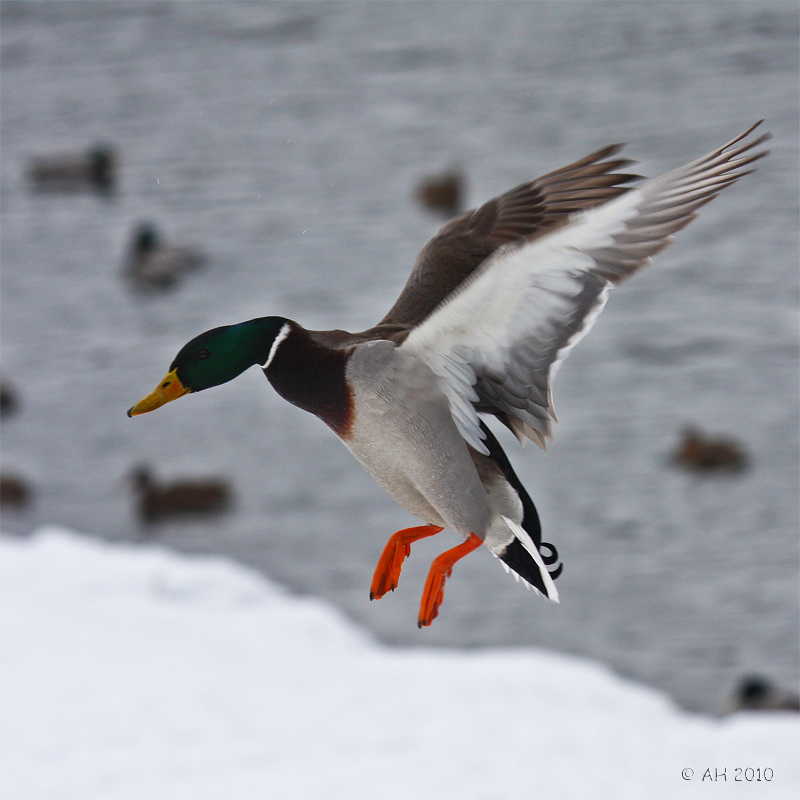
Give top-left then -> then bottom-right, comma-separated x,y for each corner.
2,0 -> 798,714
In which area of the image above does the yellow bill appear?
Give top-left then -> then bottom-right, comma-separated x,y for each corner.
127,369 -> 190,417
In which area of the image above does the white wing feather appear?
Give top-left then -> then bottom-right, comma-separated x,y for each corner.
402,190 -> 640,453
401,125 -> 768,453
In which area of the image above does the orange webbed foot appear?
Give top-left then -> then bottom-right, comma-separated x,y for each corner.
370,524 -> 443,601
418,533 -> 482,627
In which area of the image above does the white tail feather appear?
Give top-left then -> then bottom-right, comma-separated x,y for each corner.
501,515 -> 560,603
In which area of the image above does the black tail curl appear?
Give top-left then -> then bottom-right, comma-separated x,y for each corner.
538,542 -> 563,578
478,421 -> 563,591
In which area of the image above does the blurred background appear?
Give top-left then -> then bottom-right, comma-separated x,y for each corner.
1,0 -> 797,716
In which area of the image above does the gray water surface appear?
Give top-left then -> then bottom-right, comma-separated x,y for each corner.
1,1 -> 798,714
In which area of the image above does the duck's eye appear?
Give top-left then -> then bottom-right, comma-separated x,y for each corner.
197,349 -> 210,360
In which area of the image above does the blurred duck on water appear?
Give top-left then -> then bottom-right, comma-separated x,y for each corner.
129,123 -> 769,628
27,142 -> 117,194
123,222 -> 206,292
416,169 -> 464,217
731,675 -> 800,713
672,426 -> 748,473
132,466 -> 232,524
0,379 -> 19,418
0,475 -> 32,510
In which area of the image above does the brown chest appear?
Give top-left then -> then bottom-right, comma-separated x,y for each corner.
263,330 -> 354,437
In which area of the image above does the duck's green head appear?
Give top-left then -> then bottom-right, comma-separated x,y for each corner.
128,317 -> 289,417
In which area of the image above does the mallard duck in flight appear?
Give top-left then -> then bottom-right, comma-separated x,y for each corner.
129,122 -> 769,627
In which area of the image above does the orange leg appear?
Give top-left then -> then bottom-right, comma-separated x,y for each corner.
418,533 -> 482,628
370,524 -> 444,600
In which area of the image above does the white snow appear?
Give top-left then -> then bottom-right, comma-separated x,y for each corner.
1,527 -> 797,800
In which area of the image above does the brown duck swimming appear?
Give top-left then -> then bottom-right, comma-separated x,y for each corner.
0,474 -> 32,509
27,143 -> 116,194
132,466 -> 231,524
129,123 -> 769,627
416,169 -> 464,217
673,426 -> 748,472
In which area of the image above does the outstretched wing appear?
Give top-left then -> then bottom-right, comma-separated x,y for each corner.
376,145 -> 641,330
400,122 -> 770,455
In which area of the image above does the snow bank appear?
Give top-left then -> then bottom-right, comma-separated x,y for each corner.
1,527 -> 797,800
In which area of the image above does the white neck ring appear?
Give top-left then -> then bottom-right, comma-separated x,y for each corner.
261,323 -> 291,370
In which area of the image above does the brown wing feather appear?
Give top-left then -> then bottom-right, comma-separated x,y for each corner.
373,145 -> 641,332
